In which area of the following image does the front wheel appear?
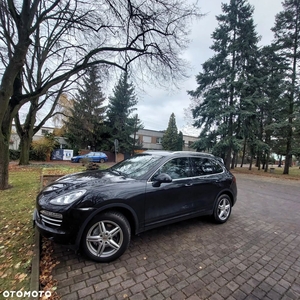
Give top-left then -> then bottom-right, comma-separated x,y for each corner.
213,194 -> 232,224
82,211 -> 131,262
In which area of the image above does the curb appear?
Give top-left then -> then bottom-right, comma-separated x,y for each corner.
30,227 -> 40,300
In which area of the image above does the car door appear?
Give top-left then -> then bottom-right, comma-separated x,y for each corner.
188,157 -> 226,211
144,157 -> 197,228
92,152 -> 100,162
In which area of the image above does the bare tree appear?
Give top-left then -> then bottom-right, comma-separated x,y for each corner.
0,0 -> 201,190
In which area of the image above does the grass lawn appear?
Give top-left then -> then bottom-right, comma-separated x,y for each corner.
0,161 -> 298,299
0,163 -> 85,299
232,165 -> 300,180
0,167 -> 41,297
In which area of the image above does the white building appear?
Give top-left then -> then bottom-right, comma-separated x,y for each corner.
135,128 -> 198,151
10,125 -> 69,150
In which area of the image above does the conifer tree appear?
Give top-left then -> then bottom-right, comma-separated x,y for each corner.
106,73 -> 142,154
65,66 -> 107,150
162,113 -> 180,151
177,131 -> 184,151
188,0 -> 260,169
271,0 -> 300,174
256,45 -> 286,171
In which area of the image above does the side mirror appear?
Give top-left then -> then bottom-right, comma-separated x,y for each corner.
152,173 -> 172,187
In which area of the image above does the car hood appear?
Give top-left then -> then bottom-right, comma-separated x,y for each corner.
37,170 -> 140,210
44,170 -> 134,192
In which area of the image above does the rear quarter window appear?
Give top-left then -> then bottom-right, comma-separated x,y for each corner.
191,157 -> 224,176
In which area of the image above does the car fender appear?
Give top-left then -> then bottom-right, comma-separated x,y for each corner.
213,188 -> 235,209
75,203 -> 140,248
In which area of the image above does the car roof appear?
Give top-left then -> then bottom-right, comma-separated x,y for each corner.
142,150 -> 225,165
143,150 -> 215,157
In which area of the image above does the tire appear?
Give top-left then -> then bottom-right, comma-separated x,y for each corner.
213,194 -> 232,224
82,211 -> 131,262
100,158 -> 105,163
79,158 -> 83,163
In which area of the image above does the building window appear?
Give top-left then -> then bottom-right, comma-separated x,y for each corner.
42,129 -> 49,135
156,137 -> 162,144
143,136 -> 151,143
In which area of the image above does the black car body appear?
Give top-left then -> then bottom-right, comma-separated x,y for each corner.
34,151 -> 237,262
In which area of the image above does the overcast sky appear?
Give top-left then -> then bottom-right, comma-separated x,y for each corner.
134,0 -> 284,136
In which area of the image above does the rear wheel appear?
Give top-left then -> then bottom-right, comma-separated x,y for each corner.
82,211 -> 131,262
100,158 -> 105,163
213,194 -> 232,223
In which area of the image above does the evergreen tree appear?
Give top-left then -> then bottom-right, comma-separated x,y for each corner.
188,0 -> 260,169
256,45 -> 286,171
177,131 -> 184,151
271,0 -> 300,174
106,73 -> 142,154
65,66 -> 107,150
162,113 -> 180,151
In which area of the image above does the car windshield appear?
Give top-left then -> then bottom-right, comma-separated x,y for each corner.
110,154 -> 163,179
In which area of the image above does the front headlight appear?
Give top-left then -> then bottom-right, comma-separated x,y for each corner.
50,189 -> 86,206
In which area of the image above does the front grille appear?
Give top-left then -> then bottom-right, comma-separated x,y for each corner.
40,210 -> 63,227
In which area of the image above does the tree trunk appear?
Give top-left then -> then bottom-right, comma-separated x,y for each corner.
278,155 -> 282,167
249,154 -> 253,170
19,132 -> 32,165
256,152 -> 261,170
240,138 -> 247,167
284,153 -> 292,174
0,118 -> 12,189
264,152 -> 270,173
262,153 -> 266,170
283,127 -> 293,174
0,142 -> 10,190
15,98 -> 39,165
231,152 -> 236,169
225,148 -> 231,170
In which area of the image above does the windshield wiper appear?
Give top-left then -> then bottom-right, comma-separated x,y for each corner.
110,169 -> 125,176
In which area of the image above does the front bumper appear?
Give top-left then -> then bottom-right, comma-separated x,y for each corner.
33,208 -> 75,244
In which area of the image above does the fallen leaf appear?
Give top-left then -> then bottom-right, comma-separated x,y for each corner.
15,273 -> 27,282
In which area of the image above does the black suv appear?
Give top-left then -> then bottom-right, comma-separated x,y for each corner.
34,151 -> 237,262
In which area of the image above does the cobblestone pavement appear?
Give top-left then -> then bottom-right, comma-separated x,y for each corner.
51,173 -> 300,300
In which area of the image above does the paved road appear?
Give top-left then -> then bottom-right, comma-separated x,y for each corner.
52,173 -> 300,300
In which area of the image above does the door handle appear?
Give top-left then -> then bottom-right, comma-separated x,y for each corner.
185,183 -> 193,187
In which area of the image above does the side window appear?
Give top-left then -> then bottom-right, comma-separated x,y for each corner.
154,158 -> 191,180
212,159 -> 224,173
191,158 -> 223,176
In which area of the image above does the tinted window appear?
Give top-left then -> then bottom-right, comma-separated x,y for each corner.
153,157 -> 192,180
191,157 -> 223,176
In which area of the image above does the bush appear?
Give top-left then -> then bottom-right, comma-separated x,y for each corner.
31,133 -> 59,161
9,149 -> 20,160
29,149 -> 47,161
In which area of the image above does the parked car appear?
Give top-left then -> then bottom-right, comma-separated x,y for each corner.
34,151 -> 237,262
71,152 -> 108,163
